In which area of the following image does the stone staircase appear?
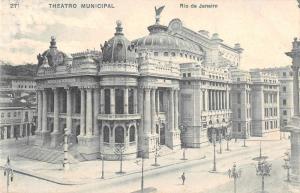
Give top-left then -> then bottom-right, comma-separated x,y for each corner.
18,146 -> 79,164
158,145 -> 176,156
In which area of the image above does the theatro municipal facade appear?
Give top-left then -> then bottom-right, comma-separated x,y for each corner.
33,8 -> 262,160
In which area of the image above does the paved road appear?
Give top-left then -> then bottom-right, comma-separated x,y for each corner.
1,139 -> 297,193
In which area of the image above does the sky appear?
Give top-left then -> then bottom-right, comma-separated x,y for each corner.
0,0 -> 299,70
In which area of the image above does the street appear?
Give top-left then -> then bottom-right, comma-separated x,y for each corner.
1,138 -> 298,193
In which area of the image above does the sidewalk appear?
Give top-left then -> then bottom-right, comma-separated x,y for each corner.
0,134 -> 288,186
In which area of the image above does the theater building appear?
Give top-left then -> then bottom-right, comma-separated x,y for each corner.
33,8 -> 244,160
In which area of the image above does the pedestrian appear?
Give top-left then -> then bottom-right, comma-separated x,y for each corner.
181,172 -> 185,185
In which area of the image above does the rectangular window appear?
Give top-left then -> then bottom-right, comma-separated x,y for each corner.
163,52 -> 169,56
264,93 -> 268,104
187,73 -> 191,77
238,108 -> 241,118
238,123 -> 241,132
154,52 -> 158,56
237,92 -> 241,104
283,99 -> 287,106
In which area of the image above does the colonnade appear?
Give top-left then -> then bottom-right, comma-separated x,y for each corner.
37,86 -> 139,141
0,124 -> 33,140
207,89 -> 230,111
139,87 -> 179,136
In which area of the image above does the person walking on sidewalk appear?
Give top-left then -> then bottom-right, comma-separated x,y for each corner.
181,172 -> 186,185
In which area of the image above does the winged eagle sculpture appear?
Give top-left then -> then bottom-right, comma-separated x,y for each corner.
155,6 -> 165,24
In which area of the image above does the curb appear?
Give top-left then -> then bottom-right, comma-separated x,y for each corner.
0,155 -> 207,185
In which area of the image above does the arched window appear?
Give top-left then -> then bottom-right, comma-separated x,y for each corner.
129,126 -> 135,142
103,126 -> 109,143
115,89 -> 124,114
115,126 -> 124,143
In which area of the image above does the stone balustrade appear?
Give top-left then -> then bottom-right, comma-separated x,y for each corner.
98,114 -> 141,120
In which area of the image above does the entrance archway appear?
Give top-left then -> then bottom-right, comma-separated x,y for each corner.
115,126 -> 125,143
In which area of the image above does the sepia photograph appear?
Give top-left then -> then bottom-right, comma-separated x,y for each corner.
0,0 -> 300,192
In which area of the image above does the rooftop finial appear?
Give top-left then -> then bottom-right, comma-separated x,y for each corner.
155,6 -> 165,24
115,20 -> 123,35
50,36 -> 57,48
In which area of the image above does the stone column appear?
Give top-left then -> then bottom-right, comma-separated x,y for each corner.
86,88 -> 93,136
80,88 -> 86,136
144,88 -> 151,134
219,91 -> 223,110
53,88 -> 59,133
3,126 -> 7,139
169,89 -> 174,131
138,88 -> 144,134
11,126 -> 14,138
216,90 -> 219,110
214,90 -> 217,110
66,88 -> 72,134
110,88 -> 115,114
19,124 -> 23,137
205,90 -> 209,111
151,88 -> 156,134
292,66 -> 299,116
133,88 -> 138,114
174,89 -> 179,130
94,88 -> 100,135
226,89 -> 230,109
37,90 -> 42,132
100,88 -> 105,114
124,88 -> 129,114
156,90 -> 160,113
208,90 -> 211,110
42,90 -> 47,132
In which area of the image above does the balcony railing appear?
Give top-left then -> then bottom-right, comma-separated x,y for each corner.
98,114 -> 141,120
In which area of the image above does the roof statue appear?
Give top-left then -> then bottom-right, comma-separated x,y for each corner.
155,6 -> 165,24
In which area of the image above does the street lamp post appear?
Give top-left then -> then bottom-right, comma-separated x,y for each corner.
219,134 -> 222,154
3,156 -> 14,193
135,151 -> 145,192
228,163 -> 241,193
181,143 -> 187,160
225,133 -> 231,151
256,160 -> 272,193
100,153 -> 105,179
63,128 -> 70,171
152,143 -> 160,166
212,130 -> 217,172
282,152 -> 291,182
242,127 -> 247,147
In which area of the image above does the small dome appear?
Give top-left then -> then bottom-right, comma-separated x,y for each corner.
133,23 -> 203,55
101,21 -> 135,63
40,36 -> 69,66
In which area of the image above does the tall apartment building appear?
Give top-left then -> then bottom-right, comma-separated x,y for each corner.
250,69 -> 280,137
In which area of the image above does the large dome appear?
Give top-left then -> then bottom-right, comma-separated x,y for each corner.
133,24 -> 203,55
101,21 -> 135,63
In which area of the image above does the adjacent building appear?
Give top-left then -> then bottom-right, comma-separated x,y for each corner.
250,69 -> 280,137
0,97 -> 36,140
